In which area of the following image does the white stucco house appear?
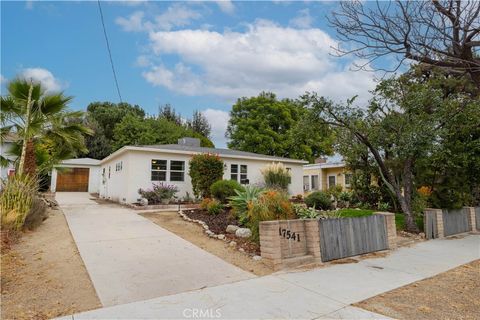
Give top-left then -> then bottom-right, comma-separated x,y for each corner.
99,138 -> 307,204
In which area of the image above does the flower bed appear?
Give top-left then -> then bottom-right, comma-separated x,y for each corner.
183,208 -> 237,234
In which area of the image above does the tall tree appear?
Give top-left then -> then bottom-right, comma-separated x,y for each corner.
1,79 -> 91,176
226,92 -> 333,162
158,103 -> 182,125
83,101 -> 145,159
186,110 -> 211,138
304,70 -> 478,232
329,0 -> 480,89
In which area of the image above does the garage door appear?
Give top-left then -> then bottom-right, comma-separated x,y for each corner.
56,168 -> 89,192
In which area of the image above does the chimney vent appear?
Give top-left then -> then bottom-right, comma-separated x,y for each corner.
178,137 -> 201,147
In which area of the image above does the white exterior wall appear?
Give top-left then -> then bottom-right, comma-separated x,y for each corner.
50,164 -> 101,193
100,149 -> 305,204
99,152 -> 130,203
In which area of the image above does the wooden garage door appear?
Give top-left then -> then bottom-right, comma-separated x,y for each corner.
56,168 -> 89,192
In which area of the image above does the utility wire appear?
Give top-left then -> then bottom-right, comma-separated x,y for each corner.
97,0 -> 123,103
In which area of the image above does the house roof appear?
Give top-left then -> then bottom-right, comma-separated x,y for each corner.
303,162 -> 346,169
101,144 -> 308,164
57,158 -> 101,166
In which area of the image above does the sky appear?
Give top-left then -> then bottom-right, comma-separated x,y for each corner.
1,0 -> 380,148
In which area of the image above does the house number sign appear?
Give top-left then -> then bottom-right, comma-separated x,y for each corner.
279,227 -> 301,242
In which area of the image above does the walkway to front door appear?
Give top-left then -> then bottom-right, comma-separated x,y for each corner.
56,192 -> 253,307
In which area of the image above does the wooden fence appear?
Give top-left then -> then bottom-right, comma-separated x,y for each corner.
319,215 -> 388,262
259,212 -> 396,269
442,208 -> 470,236
424,207 -> 478,239
476,207 -> 480,231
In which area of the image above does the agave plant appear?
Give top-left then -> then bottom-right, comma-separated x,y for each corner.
228,185 -> 263,225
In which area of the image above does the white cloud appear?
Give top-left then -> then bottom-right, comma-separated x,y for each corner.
142,20 -> 376,104
116,11 -> 145,32
216,0 -> 235,14
0,74 -> 6,84
117,4 -> 201,32
289,9 -> 313,29
20,68 -> 65,93
202,108 -> 230,148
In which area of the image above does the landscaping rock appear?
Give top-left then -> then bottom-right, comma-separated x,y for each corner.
239,248 -> 245,252
252,255 -> 262,261
235,228 -> 252,238
217,234 -> 225,240
229,241 -> 237,247
226,225 -> 239,234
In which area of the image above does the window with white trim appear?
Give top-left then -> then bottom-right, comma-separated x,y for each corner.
311,175 -> 319,190
231,164 -> 248,184
170,160 -> 185,182
151,159 -> 167,181
345,173 -> 353,187
303,175 -> 310,191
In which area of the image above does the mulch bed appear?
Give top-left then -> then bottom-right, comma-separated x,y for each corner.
183,208 -> 238,234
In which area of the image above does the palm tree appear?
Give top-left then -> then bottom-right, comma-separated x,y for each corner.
1,78 -> 92,176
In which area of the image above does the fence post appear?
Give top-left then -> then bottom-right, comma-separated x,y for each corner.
374,212 -> 397,249
425,208 -> 444,238
259,221 -> 282,270
464,207 -> 477,232
304,219 -> 322,263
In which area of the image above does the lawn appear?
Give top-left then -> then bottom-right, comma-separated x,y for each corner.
337,208 -> 374,218
336,209 -> 424,232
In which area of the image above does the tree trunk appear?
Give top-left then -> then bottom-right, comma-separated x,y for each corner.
400,158 -> 419,233
23,139 -> 37,177
18,82 -> 34,176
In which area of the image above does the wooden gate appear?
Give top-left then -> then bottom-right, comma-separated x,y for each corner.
443,208 -> 469,236
56,168 -> 89,192
319,215 -> 388,262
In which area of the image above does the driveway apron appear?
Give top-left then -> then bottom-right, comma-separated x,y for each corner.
56,192 -> 254,307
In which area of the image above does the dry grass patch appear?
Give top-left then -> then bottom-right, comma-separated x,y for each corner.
1,208 -> 101,320
355,260 -> 480,320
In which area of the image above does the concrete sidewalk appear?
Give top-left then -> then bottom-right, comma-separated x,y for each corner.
62,234 -> 479,319
57,192 -> 253,307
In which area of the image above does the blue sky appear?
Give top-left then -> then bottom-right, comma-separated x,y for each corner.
1,1 -> 378,147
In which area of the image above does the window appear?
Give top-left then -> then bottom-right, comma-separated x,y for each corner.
240,165 -> 248,184
151,159 -> 167,181
311,175 -> 319,190
230,164 -> 238,181
345,173 -> 353,187
115,161 -> 123,172
328,175 -> 336,188
303,175 -> 310,191
231,164 -> 248,184
170,160 -> 185,181
108,166 -> 111,179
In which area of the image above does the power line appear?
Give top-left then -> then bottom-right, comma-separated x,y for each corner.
97,0 -> 123,103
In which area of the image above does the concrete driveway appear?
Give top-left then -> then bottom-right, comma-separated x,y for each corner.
56,192 -> 253,307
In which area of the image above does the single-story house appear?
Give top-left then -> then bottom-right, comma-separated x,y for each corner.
303,159 -> 352,193
99,138 -> 307,204
50,158 -> 101,193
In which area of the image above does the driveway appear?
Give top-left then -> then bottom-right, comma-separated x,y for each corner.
56,192 -> 253,307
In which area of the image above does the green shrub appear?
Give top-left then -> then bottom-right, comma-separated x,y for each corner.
305,191 -> 332,210
210,180 -> 245,203
206,199 -> 224,215
0,175 -> 38,231
189,154 -> 224,198
229,185 -> 263,225
261,162 -> 291,191
294,204 -> 320,219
